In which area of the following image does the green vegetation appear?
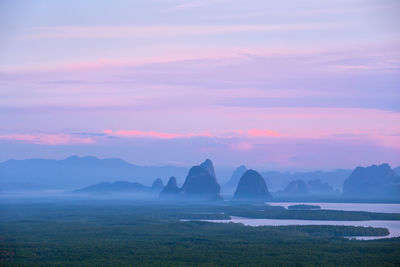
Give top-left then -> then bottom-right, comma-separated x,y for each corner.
222,204 -> 400,221
0,201 -> 399,266
288,204 -> 321,210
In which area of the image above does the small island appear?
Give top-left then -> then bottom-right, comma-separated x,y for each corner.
288,204 -> 321,210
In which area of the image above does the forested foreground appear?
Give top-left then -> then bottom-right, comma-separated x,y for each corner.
1,201 -> 400,266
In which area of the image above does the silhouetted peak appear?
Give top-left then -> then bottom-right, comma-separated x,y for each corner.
166,176 -> 178,187
181,165 -> 220,197
159,177 -> 181,197
343,163 -> 399,196
243,169 -> 258,177
200,159 -> 216,178
234,169 -> 271,201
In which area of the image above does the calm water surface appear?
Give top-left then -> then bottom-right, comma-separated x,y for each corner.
203,216 -> 400,240
268,202 -> 400,213
212,203 -> 400,239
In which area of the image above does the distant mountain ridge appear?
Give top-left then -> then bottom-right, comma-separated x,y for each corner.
307,179 -> 335,195
224,165 -> 247,191
261,169 -> 351,191
274,179 -> 336,198
0,156 -> 188,191
75,181 -> 151,194
283,179 -> 309,196
343,163 -> 400,197
74,177 -> 165,195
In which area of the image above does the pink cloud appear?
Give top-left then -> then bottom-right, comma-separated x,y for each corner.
0,133 -> 95,145
187,132 -> 214,138
115,130 -> 181,139
247,128 -> 282,137
103,128 -> 285,140
101,128 -> 288,148
103,129 -> 215,139
103,129 -> 113,135
230,142 -> 254,151
0,129 -> 285,146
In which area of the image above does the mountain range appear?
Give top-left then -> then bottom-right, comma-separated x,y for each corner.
2,155 -> 399,200
260,169 -> 351,191
343,163 -> 400,197
0,156 -> 187,191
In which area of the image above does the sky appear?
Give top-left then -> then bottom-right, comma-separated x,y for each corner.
0,0 -> 399,170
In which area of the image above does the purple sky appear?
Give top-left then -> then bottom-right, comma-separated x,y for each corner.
0,0 -> 399,170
